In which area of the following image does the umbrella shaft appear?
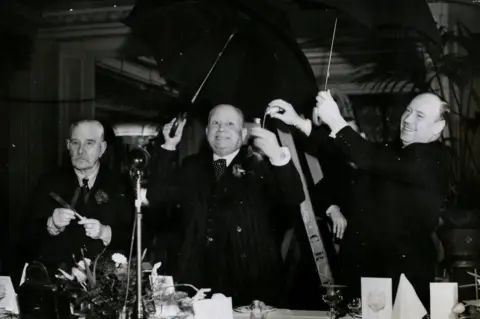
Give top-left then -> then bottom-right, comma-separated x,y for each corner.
324,17 -> 338,91
191,31 -> 237,104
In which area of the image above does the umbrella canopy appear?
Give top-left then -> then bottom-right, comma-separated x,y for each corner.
301,0 -> 441,45
124,0 -> 318,119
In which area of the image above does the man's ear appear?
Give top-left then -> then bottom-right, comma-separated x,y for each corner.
66,139 -> 71,151
433,120 -> 446,136
100,141 -> 107,157
241,127 -> 248,142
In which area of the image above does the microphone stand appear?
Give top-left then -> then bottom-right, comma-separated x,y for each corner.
132,169 -> 144,319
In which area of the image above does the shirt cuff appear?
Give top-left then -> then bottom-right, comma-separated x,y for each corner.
161,143 -> 176,151
47,217 -> 63,235
100,225 -> 112,246
328,119 -> 349,138
326,205 -> 340,217
295,118 -> 312,136
269,147 -> 291,166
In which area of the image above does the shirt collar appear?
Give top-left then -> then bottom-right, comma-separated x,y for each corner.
74,164 -> 100,189
213,149 -> 240,167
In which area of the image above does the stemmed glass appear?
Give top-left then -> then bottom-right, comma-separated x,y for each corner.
322,286 -> 343,319
368,291 -> 386,319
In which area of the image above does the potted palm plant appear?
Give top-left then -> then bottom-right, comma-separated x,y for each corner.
348,21 -> 480,271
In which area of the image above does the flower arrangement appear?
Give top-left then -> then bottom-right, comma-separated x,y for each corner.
56,249 -> 139,318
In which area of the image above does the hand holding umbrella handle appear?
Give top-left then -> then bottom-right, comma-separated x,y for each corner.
169,112 -> 187,138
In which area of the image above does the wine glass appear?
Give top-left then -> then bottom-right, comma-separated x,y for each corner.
347,298 -> 361,317
368,291 -> 386,319
322,287 -> 343,319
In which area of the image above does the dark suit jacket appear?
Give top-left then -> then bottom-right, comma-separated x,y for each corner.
333,126 -> 449,305
297,125 -> 358,218
147,145 -> 304,306
22,166 -> 134,273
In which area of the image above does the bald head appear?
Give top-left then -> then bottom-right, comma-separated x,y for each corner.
67,120 -> 107,172
206,104 -> 247,156
208,104 -> 245,127
400,93 -> 448,146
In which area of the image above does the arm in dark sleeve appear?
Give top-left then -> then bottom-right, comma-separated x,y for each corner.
146,146 -> 184,207
294,124 -> 334,157
334,126 -> 445,187
260,158 -> 305,207
106,174 -> 134,252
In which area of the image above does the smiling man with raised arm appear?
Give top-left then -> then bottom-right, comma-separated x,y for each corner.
147,104 -> 304,307
269,92 -> 450,308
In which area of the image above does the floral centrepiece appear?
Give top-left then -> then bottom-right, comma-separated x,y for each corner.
56,250 -> 137,318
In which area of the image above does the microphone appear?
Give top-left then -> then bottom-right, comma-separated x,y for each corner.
127,147 -> 151,173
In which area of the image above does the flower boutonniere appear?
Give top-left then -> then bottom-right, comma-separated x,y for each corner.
94,189 -> 109,204
232,164 -> 247,178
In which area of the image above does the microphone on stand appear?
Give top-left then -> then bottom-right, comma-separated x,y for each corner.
126,146 -> 151,319
127,147 -> 151,176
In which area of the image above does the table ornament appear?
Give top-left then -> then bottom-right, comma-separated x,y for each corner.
347,298 -> 362,318
234,300 -> 276,318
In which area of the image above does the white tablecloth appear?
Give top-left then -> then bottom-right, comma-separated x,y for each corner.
234,310 -> 353,318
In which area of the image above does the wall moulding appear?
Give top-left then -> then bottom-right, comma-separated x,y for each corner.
38,5 -> 133,39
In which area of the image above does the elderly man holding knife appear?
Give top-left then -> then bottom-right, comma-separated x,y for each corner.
21,120 -> 133,274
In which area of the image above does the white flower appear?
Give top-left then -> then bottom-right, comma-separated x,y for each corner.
112,253 -> 128,267
77,258 -> 91,270
71,267 -> 87,284
452,302 -> 466,314
58,268 -> 74,281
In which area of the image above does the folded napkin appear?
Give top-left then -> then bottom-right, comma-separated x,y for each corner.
392,274 -> 427,319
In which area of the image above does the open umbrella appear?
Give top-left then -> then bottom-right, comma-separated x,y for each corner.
291,0 -> 441,89
301,0 -> 441,44
124,0 -> 318,119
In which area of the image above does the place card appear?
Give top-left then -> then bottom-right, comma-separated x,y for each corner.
430,282 -> 458,319
0,276 -> 19,314
361,277 -> 393,319
193,293 -> 233,319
